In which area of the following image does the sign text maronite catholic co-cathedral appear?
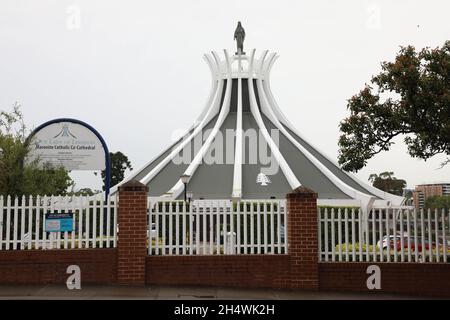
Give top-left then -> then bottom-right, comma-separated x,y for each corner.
27,121 -> 106,171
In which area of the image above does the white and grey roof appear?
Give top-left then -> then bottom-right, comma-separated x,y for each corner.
112,49 -> 405,208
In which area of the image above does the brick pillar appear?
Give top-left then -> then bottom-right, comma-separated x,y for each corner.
117,180 -> 148,285
287,186 -> 319,290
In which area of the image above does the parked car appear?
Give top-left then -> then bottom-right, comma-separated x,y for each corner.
378,234 -> 437,252
377,235 -> 403,249
392,239 -> 435,252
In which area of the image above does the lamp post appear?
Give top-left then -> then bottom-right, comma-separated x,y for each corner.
186,191 -> 193,203
180,174 -> 191,203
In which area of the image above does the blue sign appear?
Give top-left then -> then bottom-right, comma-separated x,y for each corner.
45,212 -> 74,232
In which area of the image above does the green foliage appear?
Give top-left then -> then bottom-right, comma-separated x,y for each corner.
368,171 -> 406,196
234,201 -> 279,212
334,243 -> 450,260
318,205 -> 360,211
403,189 -> 413,200
335,242 -> 377,253
0,103 -> 74,196
22,162 -> 74,196
67,187 -> 100,197
338,41 -> 450,172
154,200 -> 282,212
97,151 -> 132,190
424,195 -> 450,211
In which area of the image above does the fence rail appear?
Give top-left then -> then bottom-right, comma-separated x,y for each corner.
148,200 -> 287,255
4,192 -> 449,265
0,195 -> 117,250
318,207 -> 450,263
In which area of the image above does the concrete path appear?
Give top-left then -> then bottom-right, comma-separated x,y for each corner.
0,285 -> 428,300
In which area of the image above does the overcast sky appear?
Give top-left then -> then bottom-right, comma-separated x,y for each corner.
1,0 -> 449,191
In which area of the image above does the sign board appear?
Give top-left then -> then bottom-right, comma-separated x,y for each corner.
26,118 -> 111,199
45,212 -> 74,232
27,121 -> 105,171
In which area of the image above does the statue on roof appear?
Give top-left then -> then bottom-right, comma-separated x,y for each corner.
234,21 -> 245,55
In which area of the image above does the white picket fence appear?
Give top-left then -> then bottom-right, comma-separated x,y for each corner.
318,207 -> 450,263
0,195 -> 117,250
5,193 -> 448,264
148,200 -> 287,255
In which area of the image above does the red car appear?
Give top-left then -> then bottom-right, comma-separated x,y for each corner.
389,237 -> 436,252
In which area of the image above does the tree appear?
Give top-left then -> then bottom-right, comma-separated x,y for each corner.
0,103 -> 74,196
425,195 -> 450,211
67,187 -> 100,197
338,41 -> 450,172
368,171 -> 406,196
22,162 -> 74,196
96,151 -> 132,190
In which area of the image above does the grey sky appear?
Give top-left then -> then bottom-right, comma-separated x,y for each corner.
1,0 -> 449,191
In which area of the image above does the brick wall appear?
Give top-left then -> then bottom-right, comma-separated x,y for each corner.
146,255 -> 290,288
319,262 -> 450,297
286,186 -> 319,289
117,181 -> 148,285
0,183 -> 318,290
413,184 -> 444,209
416,184 -> 443,198
2,181 -> 449,297
0,249 -> 116,285
145,187 -> 319,290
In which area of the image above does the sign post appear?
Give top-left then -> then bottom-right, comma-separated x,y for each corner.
25,118 -> 111,199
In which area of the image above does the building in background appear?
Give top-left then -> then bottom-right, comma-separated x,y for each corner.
111,42 -> 405,212
412,183 -> 450,209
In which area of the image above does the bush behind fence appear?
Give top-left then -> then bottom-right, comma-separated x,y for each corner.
318,207 -> 450,263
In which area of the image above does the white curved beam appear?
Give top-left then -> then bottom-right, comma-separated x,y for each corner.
247,49 -> 301,190
203,51 -> 225,125
108,130 -> 190,195
110,57 -> 218,194
262,53 -> 404,206
167,49 -> 234,199
140,52 -> 224,186
212,51 -> 223,77
283,115 -> 405,205
258,50 -> 269,77
231,52 -> 243,199
258,52 -> 375,209
195,54 -> 219,124
262,53 -> 291,126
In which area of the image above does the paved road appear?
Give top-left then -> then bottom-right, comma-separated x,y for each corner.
0,285 -> 427,300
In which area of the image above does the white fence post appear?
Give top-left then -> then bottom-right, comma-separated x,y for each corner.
317,205 -> 448,264
144,199 -> 288,256
0,194 -> 117,251
0,196 -> 4,250
5,196 -> 447,263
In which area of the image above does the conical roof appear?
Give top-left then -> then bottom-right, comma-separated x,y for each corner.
112,49 -> 405,209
